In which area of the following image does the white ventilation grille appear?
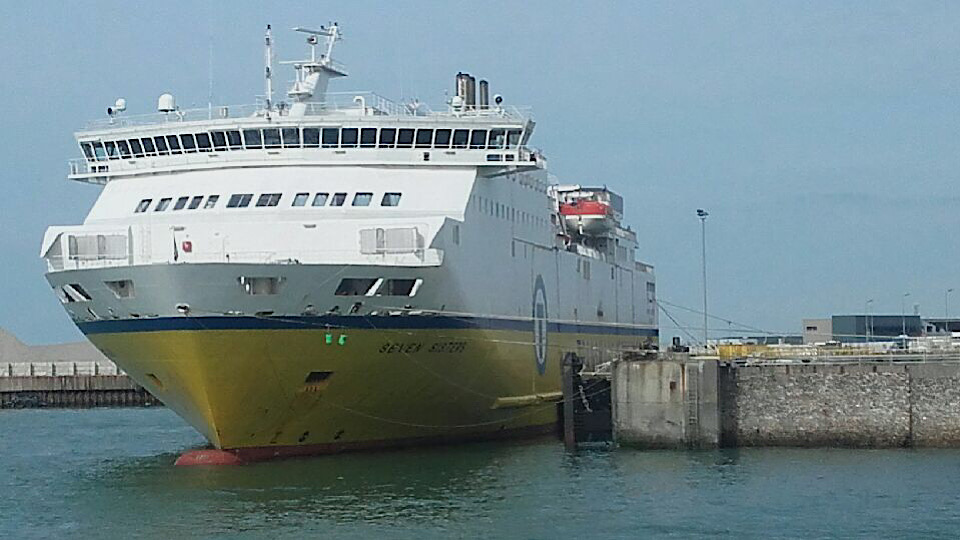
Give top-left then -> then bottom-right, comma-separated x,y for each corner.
359,227 -> 423,254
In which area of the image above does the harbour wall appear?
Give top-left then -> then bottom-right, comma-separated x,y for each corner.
614,358 -> 960,448
1,371 -> 160,409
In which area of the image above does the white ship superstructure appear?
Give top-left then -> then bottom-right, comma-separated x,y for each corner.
41,24 -> 657,462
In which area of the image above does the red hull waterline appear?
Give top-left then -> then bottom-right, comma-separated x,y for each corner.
175,423 -> 559,466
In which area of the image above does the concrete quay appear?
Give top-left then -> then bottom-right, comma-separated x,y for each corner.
612,357 -> 960,449
1,372 -> 160,409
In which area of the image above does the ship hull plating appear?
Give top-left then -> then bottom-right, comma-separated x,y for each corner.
78,319 -> 655,457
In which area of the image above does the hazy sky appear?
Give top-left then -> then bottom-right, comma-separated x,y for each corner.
1,1 -> 958,344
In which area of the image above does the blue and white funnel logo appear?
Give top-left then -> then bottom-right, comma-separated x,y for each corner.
532,275 -> 548,375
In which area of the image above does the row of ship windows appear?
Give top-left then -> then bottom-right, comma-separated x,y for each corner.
133,192 -> 403,213
472,194 -> 551,229
81,127 -> 524,161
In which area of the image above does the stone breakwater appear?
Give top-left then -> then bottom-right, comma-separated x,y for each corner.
0,375 -> 160,409
614,359 -> 960,448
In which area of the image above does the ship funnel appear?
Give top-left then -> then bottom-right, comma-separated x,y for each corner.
478,80 -> 489,109
466,75 -> 476,110
455,72 -> 470,109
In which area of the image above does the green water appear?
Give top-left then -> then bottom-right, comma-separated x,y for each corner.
2,408 -> 960,539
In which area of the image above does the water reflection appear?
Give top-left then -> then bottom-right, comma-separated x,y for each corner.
10,410 -> 960,539
78,437 -> 554,534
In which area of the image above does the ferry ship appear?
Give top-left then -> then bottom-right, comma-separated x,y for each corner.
41,24 -> 658,463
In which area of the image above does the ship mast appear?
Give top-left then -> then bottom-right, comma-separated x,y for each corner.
264,24 -> 274,116
283,23 -> 348,117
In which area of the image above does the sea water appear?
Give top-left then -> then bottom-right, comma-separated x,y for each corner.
2,408 -> 960,539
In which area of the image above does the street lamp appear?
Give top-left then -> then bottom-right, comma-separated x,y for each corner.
902,292 -> 911,337
865,299 -> 873,344
697,209 -> 709,351
946,288 -> 954,334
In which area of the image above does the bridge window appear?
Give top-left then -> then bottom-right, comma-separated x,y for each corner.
165,135 -> 182,154
195,133 -> 212,152
118,140 -> 132,158
470,130 -> 487,149
227,194 -> 253,208
303,128 -> 320,148
452,129 -> 469,148
396,129 -> 414,148
105,141 -> 119,160
81,142 -> 94,161
173,196 -> 189,210
256,193 -> 282,207
360,128 -> 377,148
282,128 -> 300,148
381,192 -> 402,207
153,136 -> 169,155
292,193 -> 309,206
129,139 -> 145,157
322,128 -> 339,148
312,192 -> 329,206
331,193 -> 347,207
141,138 -> 156,155
88,142 -> 104,161
434,129 -> 451,148
415,129 -> 433,148
211,131 -> 227,150
378,128 -> 395,148
352,193 -> 373,206
488,129 -> 505,149
227,130 -> 243,149
263,128 -> 281,149
341,128 -> 358,148
134,199 -> 152,213
243,129 -> 263,149
155,198 -> 172,211
507,129 -> 522,148
204,195 -> 219,209
188,195 -> 203,209
180,134 -> 197,153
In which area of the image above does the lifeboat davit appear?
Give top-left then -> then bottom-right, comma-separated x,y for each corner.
560,200 -> 614,235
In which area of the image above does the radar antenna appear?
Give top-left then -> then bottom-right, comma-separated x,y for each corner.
284,23 -> 348,116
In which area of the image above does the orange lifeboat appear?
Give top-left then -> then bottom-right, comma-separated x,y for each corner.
560,200 -> 614,235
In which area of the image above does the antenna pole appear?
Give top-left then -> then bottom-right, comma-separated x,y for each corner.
207,33 -> 213,119
265,24 -> 274,113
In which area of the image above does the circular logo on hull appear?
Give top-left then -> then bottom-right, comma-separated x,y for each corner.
532,275 -> 548,375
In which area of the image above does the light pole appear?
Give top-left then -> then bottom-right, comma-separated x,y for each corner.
697,209 -> 709,351
866,299 -> 873,344
946,288 -> 954,334
902,292 -> 911,337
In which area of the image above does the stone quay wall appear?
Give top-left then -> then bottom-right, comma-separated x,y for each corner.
0,375 -> 160,409
722,362 -> 960,448
615,358 -> 960,448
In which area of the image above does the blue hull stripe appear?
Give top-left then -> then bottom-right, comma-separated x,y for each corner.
77,315 -> 659,338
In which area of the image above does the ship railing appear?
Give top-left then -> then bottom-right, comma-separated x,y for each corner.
192,248 -> 444,267
1,361 -> 124,377
47,248 -> 444,271
82,93 -> 531,130
635,262 -> 654,274
722,350 -> 960,365
45,255 -> 131,272
68,146 -> 538,182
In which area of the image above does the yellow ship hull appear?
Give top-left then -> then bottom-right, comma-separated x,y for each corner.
80,316 -> 656,460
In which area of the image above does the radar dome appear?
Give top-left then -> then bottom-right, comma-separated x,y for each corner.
157,93 -> 176,113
